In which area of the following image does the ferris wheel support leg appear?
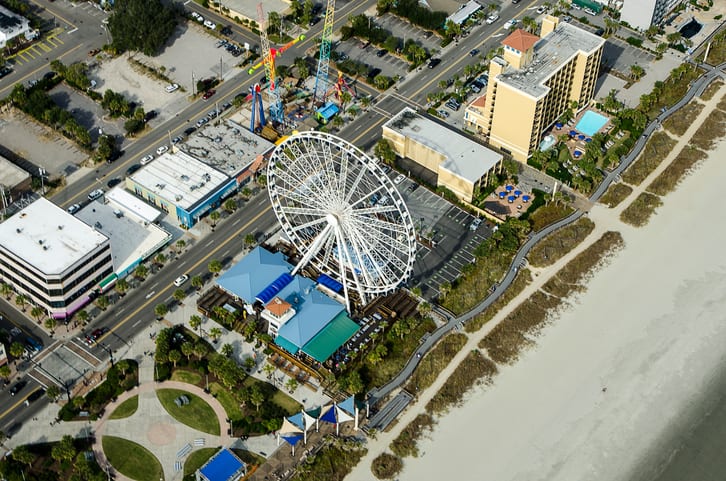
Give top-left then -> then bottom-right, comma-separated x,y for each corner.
291,223 -> 333,277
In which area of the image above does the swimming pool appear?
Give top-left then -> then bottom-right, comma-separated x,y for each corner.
576,110 -> 609,137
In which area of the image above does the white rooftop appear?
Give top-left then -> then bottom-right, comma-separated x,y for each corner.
0,197 -> 108,275
446,0 -> 482,25
384,107 -> 503,183
105,187 -> 162,224
0,156 -> 30,188
75,199 -> 170,276
129,150 -> 230,210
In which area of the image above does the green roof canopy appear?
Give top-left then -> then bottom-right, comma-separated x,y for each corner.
572,0 -> 603,13
301,311 -> 359,362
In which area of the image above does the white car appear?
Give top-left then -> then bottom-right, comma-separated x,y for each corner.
156,145 -> 169,155
204,20 -> 217,29
486,14 -> 500,24
67,203 -> 81,215
536,6 -> 546,14
173,274 -> 189,287
394,174 -> 405,185
165,83 -> 179,93
140,154 -> 154,165
504,19 -> 518,29
88,189 -> 105,201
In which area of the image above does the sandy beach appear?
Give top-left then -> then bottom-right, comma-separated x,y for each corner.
344,86 -> 726,481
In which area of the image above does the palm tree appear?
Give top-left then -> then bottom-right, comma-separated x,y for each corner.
0,365 -> 11,384
135,264 -> 149,280
209,327 -> 222,342
417,301 -> 432,318
30,306 -> 44,322
154,253 -> 167,266
244,233 -> 256,248
44,318 -> 57,334
439,281 -> 452,299
209,210 -> 221,228
221,343 -> 234,357
168,349 -> 181,368
189,315 -> 203,334
15,293 -> 27,311
521,16 -> 537,34
154,303 -> 168,320
46,384 -> 60,401
181,341 -> 194,361
76,310 -> 89,325
249,385 -> 265,412
175,239 -> 186,253
193,341 -> 209,360
208,259 -> 223,276
116,359 -> 131,376
0,282 -> 12,300
115,278 -> 129,297
191,275 -> 204,291
173,288 -> 186,305
629,64 -> 645,81
262,363 -> 276,378
95,295 -> 109,311
223,198 -> 237,213
9,341 -> 24,363
285,378 -> 299,393
359,95 -> 371,110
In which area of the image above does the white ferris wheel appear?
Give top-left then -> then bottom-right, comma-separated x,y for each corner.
267,131 -> 417,310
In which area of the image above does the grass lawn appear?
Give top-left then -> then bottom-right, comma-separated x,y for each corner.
183,447 -> 218,481
109,395 -> 138,419
241,377 -> 302,414
156,389 -> 220,435
103,436 -> 163,481
171,369 -> 203,385
210,382 -> 243,420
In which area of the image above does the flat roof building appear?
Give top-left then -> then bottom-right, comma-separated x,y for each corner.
0,155 -> 31,197
126,150 -> 237,228
620,0 -> 683,31
467,17 -> 605,161
0,198 -> 113,319
196,448 -> 246,481
446,0 -> 482,26
0,5 -> 32,49
382,107 -> 503,202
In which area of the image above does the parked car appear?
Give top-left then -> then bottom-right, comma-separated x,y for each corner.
126,164 -> 141,176
67,203 -> 81,214
196,117 -> 208,128
0,66 -> 12,78
174,274 -> 189,287
220,25 -> 233,36
428,58 -> 441,68
536,6 -> 546,14
26,388 -> 45,404
394,174 -> 405,185
156,145 -> 169,155
202,89 -> 216,100
107,177 -> 122,188
204,19 -> 217,29
184,127 -> 197,136
504,19 -> 518,29
172,136 -> 183,144
144,110 -> 158,122
87,189 -> 105,201
9,380 -> 26,396
437,109 -> 449,118
486,14 -> 500,24
376,48 -> 387,57
165,83 -> 179,93
470,218 -> 483,231
140,154 -> 154,165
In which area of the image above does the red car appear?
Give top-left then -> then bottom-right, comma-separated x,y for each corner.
202,89 -> 216,100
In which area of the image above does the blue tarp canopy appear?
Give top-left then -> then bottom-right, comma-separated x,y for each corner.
257,272 -> 294,304
317,274 -> 343,293
281,434 -> 304,446
199,448 -> 246,481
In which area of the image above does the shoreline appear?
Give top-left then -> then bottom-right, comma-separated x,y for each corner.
345,84 -> 726,481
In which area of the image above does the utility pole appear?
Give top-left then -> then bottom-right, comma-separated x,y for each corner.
192,71 -> 196,96
219,56 -> 223,82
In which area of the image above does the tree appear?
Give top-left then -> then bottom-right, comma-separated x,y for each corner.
12,445 -> 35,466
181,341 -> 194,361
30,305 -> 44,322
209,327 -> 222,342
154,253 -> 167,266
244,233 -> 256,248
345,370 -> 364,394
193,341 -> 209,360
192,275 -> 204,291
115,278 -> 129,296
175,239 -> 186,252
209,210 -> 221,228
221,343 -> 234,357
417,301 -> 432,318
301,0 -> 314,26
45,317 -> 57,333
285,378 -> 298,393
629,64 -> 645,81
0,281 -> 12,299
262,363 -> 276,378
116,359 -> 131,376
107,0 -> 178,56
521,16 -> 537,34
135,264 -> 149,280
9,341 -> 25,362
52,434 -> 77,463
0,365 -> 11,384
268,11 -> 282,36
76,310 -> 89,325
223,198 -> 237,213
438,281 -> 452,299
374,138 -> 397,165
46,384 -> 61,401
173,288 -> 186,304
208,259 -> 223,276
15,293 -> 27,311
189,315 -> 203,334
168,349 -> 181,368
444,19 -> 461,39
154,303 -> 168,320
95,295 -> 109,311
249,384 -> 265,411
360,95 -> 372,109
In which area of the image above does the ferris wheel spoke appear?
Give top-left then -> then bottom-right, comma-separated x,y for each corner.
349,183 -> 386,208
349,213 -> 408,238
281,206 -> 330,217
289,215 -> 329,234
345,225 -> 394,287
352,205 -> 400,216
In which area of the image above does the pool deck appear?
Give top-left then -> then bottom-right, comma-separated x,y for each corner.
548,109 -> 613,161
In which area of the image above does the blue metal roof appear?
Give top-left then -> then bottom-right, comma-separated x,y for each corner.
257,272 -> 294,304
216,247 -> 292,303
317,274 -> 343,293
199,448 -> 245,481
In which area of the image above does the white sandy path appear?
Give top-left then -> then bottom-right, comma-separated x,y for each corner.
346,82 -> 726,481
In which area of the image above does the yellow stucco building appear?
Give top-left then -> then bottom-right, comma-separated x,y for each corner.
465,16 -> 605,161
382,108 -> 503,202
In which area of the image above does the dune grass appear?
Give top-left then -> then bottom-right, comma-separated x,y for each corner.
425,350 -> 498,414
527,217 -> 595,268
599,182 -> 633,208
389,413 -> 436,458
464,268 -> 532,334
405,333 -> 468,394
620,192 -> 663,227
648,146 -> 708,196
662,101 -> 704,136
621,131 -> 678,185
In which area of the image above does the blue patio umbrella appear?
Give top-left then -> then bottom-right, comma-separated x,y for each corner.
499,191 -> 506,199
522,195 -> 531,202
555,122 -> 563,129
569,130 -> 577,136
507,195 -> 516,203
514,190 -> 522,196
505,185 -> 514,192
574,150 -> 582,157
578,134 -> 586,140
585,137 -> 593,142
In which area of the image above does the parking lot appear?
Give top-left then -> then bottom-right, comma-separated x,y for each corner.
376,14 -> 441,52
335,39 -> 410,80
389,173 -> 490,301
49,83 -> 125,144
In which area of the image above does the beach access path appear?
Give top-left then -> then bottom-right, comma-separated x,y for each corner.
347,67 -> 726,480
